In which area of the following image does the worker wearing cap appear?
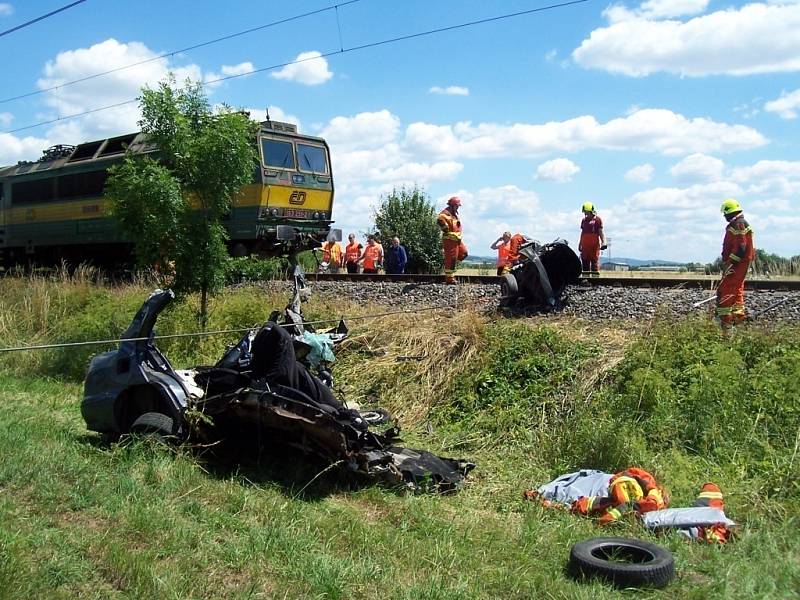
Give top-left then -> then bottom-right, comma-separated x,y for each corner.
717,198 -> 755,328
319,236 -> 343,273
491,232 -> 512,275
437,196 -> 468,284
578,202 -> 607,276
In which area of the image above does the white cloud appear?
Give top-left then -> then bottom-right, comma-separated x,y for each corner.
764,88 -> 800,119
0,132 -> 51,165
0,112 -> 12,127
270,51 -> 332,85
405,108 -> 767,159
545,49 -> 558,62
535,158 -> 580,182
625,163 -> 654,182
574,2 -> 800,77
0,3 -> 12,17
669,153 -> 726,183
320,110 -> 400,152
0,38 -> 252,165
605,0 -> 710,21
245,106 -> 301,130
220,62 -> 254,77
429,85 -> 470,96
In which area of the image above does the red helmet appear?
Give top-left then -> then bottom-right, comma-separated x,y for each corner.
447,196 -> 462,207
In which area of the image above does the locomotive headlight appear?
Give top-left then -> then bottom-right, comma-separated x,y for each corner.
271,208 -> 279,217
314,211 -> 320,219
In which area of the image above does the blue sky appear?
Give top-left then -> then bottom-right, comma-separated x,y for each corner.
1,0 -> 799,261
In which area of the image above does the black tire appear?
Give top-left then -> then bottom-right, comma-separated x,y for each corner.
569,537 -> 675,589
130,412 -> 177,441
499,273 -> 519,307
359,408 -> 391,425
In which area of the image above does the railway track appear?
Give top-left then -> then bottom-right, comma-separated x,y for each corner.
305,272 -> 800,291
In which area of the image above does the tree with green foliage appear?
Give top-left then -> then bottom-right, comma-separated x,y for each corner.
707,248 -> 800,276
106,78 -> 257,325
372,186 -> 443,273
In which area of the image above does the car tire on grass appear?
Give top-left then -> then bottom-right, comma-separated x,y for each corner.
568,537 -> 675,589
359,408 -> 391,426
130,412 -> 177,442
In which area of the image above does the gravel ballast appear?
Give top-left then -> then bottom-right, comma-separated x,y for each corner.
257,280 -> 800,323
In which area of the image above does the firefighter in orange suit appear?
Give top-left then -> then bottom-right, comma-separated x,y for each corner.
716,198 -> 755,328
437,196 -> 468,284
578,202 -> 607,276
571,467 -> 668,525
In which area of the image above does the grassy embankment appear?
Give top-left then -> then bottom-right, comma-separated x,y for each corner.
0,271 -> 799,599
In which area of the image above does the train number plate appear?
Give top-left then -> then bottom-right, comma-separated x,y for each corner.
283,209 -> 309,218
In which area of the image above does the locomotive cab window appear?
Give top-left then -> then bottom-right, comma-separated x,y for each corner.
261,138 -> 296,170
297,144 -> 328,174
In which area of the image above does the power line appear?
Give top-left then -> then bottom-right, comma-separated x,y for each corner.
0,304 -> 452,353
2,0 -> 591,136
0,0 -> 364,105
0,0 -> 88,38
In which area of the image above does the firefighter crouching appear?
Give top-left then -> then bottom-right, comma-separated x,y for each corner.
437,196 -> 468,284
578,202 -> 607,276
716,198 -> 755,328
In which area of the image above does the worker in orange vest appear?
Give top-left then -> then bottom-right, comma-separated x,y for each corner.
491,232 -> 512,275
578,202 -> 607,276
318,236 -> 343,273
571,467 -> 668,524
506,233 -> 528,264
716,198 -> 755,329
358,234 -> 384,274
344,233 -> 362,274
437,196 -> 468,284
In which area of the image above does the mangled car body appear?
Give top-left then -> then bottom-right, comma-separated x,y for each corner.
82,274 -> 473,492
499,238 -> 582,309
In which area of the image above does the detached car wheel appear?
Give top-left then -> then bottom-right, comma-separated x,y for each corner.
359,408 -> 391,425
569,537 -> 675,589
130,412 -> 178,442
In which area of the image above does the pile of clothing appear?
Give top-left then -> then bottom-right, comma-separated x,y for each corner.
525,468 -> 735,544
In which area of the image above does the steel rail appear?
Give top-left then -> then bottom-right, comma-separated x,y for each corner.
303,272 -> 800,291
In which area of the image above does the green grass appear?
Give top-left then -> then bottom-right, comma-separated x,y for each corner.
1,275 -> 799,598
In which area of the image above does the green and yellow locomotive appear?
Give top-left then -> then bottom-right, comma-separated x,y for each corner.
0,119 -> 335,267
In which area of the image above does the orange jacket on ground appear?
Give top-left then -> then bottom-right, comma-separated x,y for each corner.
321,241 -> 343,266
361,244 -> 383,271
437,207 -> 462,241
571,467 -> 667,524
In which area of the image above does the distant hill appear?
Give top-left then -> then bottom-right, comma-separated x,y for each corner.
465,255 -> 688,267
601,257 -> 686,267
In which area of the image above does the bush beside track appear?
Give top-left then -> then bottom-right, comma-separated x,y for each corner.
0,272 -> 799,598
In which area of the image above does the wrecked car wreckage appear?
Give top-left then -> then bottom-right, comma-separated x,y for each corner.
81,268 -> 473,493
499,238 -> 582,309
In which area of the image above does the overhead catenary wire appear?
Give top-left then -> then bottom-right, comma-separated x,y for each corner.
2,0 -> 591,135
0,0 -> 88,38
0,304 -> 453,353
0,0 -> 364,105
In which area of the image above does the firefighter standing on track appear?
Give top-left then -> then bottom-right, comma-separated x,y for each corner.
437,196 -> 468,284
344,233 -> 362,274
716,198 -> 755,329
578,202 -> 607,277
